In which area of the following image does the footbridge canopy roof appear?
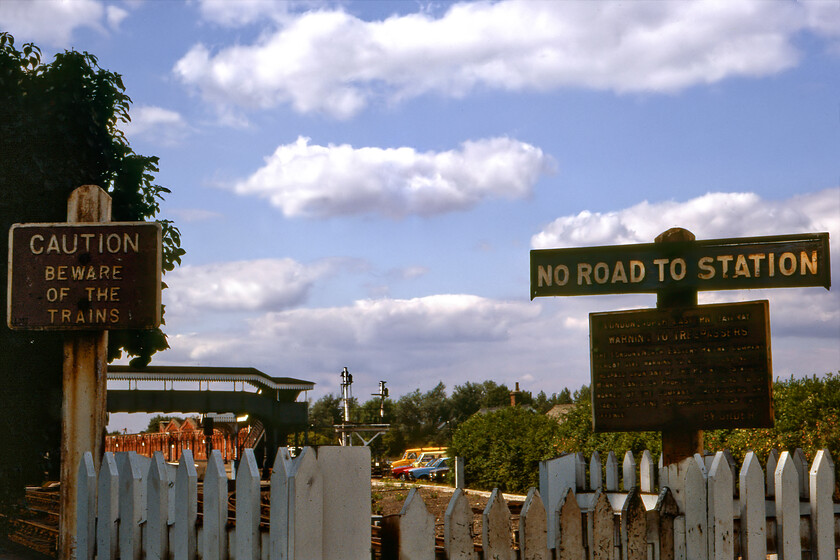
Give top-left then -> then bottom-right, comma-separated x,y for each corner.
108,364 -> 314,399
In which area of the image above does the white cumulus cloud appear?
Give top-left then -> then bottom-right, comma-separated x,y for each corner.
164,258 -> 336,314
197,0 -> 296,27
531,188 -> 840,249
173,0 -> 830,119
123,105 -> 190,146
0,0 -> 125,47
164,293 -> 544,392
248,294 -> 538,346
233,136 -> 553,218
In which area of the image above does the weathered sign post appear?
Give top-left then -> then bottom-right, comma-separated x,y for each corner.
531,227 -> 830,465
6,185 -> 161,559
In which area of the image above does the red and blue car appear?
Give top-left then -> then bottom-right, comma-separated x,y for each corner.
408,457 -> 449,481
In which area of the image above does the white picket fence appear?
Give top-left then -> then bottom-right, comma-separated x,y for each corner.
74,446 -> 838,560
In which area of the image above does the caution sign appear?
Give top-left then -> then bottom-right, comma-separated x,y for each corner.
7,222 -> 162,330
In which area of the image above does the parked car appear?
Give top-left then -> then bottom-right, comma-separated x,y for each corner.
391,453 -> 443,480
389,447 -> 447,471
408,457 -> 449,481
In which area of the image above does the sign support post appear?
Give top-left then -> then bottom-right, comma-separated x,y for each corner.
58,185 -> 112,560
8,184 -> 161,560
655,227 -> 703,466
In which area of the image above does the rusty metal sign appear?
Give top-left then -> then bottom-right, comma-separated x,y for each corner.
531,232 -> 830,299
589,300 -> 772,432
7,222 -> 162,330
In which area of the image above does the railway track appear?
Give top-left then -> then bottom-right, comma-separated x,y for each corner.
1,488 -> 60,558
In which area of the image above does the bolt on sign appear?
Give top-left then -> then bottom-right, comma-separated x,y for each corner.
530,231 -> 830,432
7,222 -> 162,330
530,232 -> 830,299
590,301 -> 771,432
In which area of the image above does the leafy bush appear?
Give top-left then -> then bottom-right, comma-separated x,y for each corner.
705,372 -> 840,466
450,406 -> 560,493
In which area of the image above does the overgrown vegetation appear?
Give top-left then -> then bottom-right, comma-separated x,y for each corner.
450,406 -> 561,493
308,380 -> 572,455
311,372 -> 839,492
704,373 -> 840,465
0,33 -> 183,518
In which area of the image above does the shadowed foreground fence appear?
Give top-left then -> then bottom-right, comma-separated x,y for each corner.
74,446 -> 838,559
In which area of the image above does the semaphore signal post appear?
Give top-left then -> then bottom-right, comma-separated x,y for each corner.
530,227 -> 830,465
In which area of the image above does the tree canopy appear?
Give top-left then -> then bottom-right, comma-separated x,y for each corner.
0,33 -> 184,513
704,372 -> 840,465
309,372 -> 839,492
450,406 -> 561,493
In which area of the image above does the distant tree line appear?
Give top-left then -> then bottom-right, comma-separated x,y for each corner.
309,372 -> 839,493
308,380 -> 572,457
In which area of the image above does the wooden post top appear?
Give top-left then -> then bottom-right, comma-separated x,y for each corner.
654,227 -> 695,244
67,184 -> 112,223
655,227 -> 698,310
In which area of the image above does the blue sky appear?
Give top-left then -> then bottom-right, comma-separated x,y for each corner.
2,0 -> 839,433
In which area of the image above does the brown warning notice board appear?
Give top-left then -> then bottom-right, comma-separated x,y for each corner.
7,222 -> 161,330
590,300 -> 772,432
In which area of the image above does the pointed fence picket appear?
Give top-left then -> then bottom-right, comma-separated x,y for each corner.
623,451 -> 636,492
96,452 -> 118,560
639,450 -> 655,493
174,449 -> 197,560
606,451 -> 619,492
519,488 -> 549,560
75,446 -> 837,560
738,451 -> 765,560
482,488 -> 513,559
203,450 -> 228,560
775,451 -> 801,560
145,452 -> 169,560
707,453 -> 733,560
554,487 -> 584,560
76,452 -> 96,560
810,450 -> 835,560
380,487 -> 435,559
589,451 -> 603,491
443,487 -> 475,559
235,449 -> 260,560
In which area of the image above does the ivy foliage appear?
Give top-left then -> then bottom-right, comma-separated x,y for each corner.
0,33 -> 184,513
0,32 -> 184,364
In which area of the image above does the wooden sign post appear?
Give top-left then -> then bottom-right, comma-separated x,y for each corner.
6,184 -> 162,559
530,227 -> 830,467
60,185 -> 111,560
655,228 -> 703,465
